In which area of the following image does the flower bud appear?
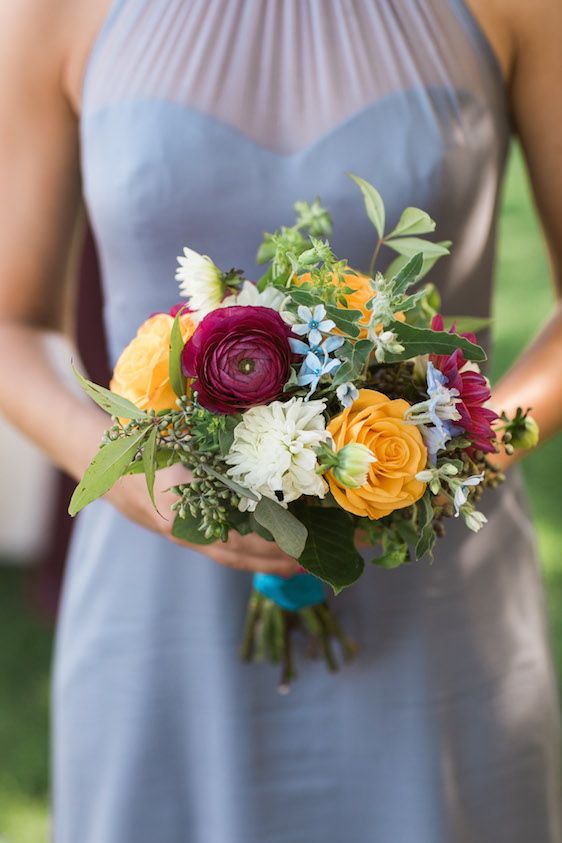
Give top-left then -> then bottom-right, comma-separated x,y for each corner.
332,443 -> 377,489
509,415 -> 539,450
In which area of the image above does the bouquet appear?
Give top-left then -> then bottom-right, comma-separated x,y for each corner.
69,175 -> 538,690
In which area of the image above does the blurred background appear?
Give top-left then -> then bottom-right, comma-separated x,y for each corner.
0,143 -> 561,842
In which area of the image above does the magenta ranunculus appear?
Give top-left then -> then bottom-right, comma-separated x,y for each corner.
181,306 -> 293,413
430,314 -> 498,454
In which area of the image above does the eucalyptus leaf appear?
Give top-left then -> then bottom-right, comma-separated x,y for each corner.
332,339 -> 373,387
201,464 -> 259,502
384,236 -> 451,260
69,427 -> 148,516
253,497 -> 308,559
248,513 -> 275,542
349,174 -> 385,239
72,364 -> 148,421
125,448 -> 181,474
296,507 -> 364,594
142,426 -> 158,508
172,511 -> 215,545
169,311 -> 187,399
383,320 -> 486,363
387,207 -> 436,238
218,417 -> 240,457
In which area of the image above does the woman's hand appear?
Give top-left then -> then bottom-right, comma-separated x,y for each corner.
106,463 -> 300,577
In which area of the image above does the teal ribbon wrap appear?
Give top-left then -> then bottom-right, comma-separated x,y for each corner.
253,572 -> 326,612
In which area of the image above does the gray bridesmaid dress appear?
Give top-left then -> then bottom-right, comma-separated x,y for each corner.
53,1 -> 562,840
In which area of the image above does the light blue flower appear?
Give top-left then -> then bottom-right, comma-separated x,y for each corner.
336,382 -> 359,408
289,334 -> 345,357
453,473 -> 484,516
292,304 -> 336,347
297,349 -> 341,398
406,361 -> 463,463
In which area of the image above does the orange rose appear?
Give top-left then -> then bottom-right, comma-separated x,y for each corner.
327,389 -> 427,520
110,312 -> 196,413
297,270 -> 404,339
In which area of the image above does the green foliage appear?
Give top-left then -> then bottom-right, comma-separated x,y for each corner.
169,310 -> 187,398
296,507 -> 365,593
385,236 -> 450,261
171,510 -> 215,544
72,364 -> 148,420
332,340 -> 373,387
371,530 -> 410,569
142,426 -> 158,508
253,497 -> 309,559
69,427 -> 148,516
386,207 -> 436,238
415,492 -> 436,559
383,320 -> 486,363
348,174 -> 385,238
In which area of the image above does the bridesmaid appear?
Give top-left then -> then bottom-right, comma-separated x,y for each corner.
0,2 -> 561,841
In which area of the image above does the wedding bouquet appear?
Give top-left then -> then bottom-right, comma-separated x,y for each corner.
69,176 -> 538,689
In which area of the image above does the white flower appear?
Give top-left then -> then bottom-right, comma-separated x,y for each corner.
176,247 -> 224,320
292,304 -> 336,347
336,382 -> 359,408
462,508 -> 487,533
452,473 -> 484,515
370,329 -> 405,362
220,280 -> 290,316
331,443 -> 376,488
225,397 -> 329,510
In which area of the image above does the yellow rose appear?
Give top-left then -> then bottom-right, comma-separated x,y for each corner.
327,389 -> 427,519
110,312 -> 196,413
297,270 -> 405,339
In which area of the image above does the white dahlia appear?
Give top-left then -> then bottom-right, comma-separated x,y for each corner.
175,247 -> 224,320
225,397 -> 329,510
219,280 -> 292,323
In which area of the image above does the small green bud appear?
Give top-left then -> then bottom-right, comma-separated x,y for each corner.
331,443 -> 376,489
509,416 -> 539,450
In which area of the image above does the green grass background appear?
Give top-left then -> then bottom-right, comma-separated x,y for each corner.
0,144 -> 561,842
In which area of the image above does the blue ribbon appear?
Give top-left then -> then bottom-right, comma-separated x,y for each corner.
253,572 -> 326,612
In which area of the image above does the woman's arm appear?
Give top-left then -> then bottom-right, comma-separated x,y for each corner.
475,0 -> 562,470
0,1 -> 297,576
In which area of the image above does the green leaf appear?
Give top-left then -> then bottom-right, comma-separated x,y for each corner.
384,320 -> 486,363
257,265 -> 274,290
442,315 -> 493,334
125,448 -> 181,474
387,207 -> 436,238
372,531 -> 410,569
256,238 -> 277,265
391,252 -> 424,295
142,426 -> 158,508
415,492 -> 436,559
218,416 -> 240,457
394,516 -> 419,547
72,364 -> 148,421
286,288 -> 319,307
296,507 -> 364,594
385,251 -> 445,283
172,511 -> 215,545
332,339 -> 373,387
384,236 -> 451,260
69,427 -> 148,516
169,311 -> 187,399
349,174 -> 385,238
253,497 -> 308,559
248,512 -> 274,542
324,304 -> 363,338
201,464 -> 259,502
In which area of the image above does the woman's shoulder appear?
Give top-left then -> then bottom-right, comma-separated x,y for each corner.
0,0 -> 112,116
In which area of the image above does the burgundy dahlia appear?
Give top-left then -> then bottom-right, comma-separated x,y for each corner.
430,314 -> 498,453
182,305 -> 293,414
